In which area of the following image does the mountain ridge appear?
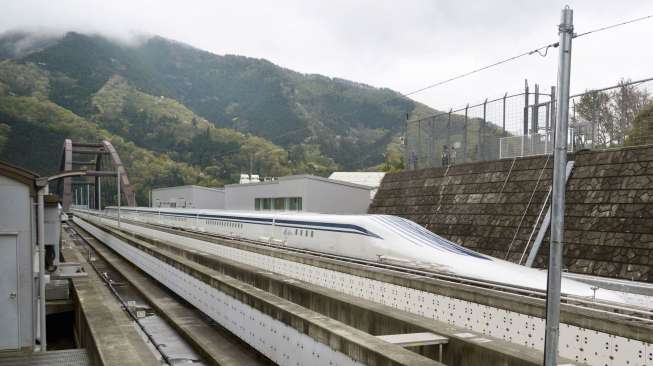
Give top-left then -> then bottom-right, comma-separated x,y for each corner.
0,30 -> 437,201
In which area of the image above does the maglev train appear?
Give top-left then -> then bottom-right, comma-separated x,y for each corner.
101,206 -> 633,305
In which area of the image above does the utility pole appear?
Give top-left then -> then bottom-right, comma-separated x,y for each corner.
544,6 -> 573,366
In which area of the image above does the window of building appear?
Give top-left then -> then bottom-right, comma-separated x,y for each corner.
274,197 -> 286,210
254,197 -> 303,211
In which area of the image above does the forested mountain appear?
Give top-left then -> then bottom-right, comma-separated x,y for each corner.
0,31 -> 434,201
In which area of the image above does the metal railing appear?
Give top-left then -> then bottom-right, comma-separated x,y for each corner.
499,131 -> 573,159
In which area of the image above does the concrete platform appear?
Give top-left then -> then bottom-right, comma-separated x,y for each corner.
0,349 -> 90,366
61,231 -> 160,366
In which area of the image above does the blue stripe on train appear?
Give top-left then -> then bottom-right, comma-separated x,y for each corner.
372,215 -> 489,260
109,208 -> 381,238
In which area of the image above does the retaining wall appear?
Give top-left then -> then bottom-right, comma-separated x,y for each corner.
369,145 -> 653,282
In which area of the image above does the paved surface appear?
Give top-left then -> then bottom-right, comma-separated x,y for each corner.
0,349 -> 90,366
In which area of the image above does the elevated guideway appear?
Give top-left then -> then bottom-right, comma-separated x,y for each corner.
73,209 -> 653,366
72,212 -> 442,366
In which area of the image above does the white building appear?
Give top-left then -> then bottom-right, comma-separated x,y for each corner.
225,175 -> 371,214
328,172 -> 385,199
152,185 -> 225,209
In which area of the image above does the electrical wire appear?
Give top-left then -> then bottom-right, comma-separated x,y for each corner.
195,13 -> 653,169
402,42 -> 559,98
574,13 -> 653,39
402,13 -> 653,98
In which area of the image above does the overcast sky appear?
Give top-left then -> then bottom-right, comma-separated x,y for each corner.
2,0 -> 652,113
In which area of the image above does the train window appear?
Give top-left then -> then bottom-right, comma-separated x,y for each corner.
311,231 -> 314,238
295,229 -> 298,235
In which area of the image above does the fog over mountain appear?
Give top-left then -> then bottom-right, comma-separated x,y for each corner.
1,1 -> 652,110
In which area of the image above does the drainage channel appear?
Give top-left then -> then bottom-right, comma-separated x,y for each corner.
65,223 -> 206,366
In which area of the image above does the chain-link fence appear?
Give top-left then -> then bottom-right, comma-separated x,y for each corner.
405,82 -> 554,169
405,78 -> 653,170
570,78 -> 652,150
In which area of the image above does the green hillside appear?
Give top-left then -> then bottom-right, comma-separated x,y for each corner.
13,32 -> 430,166
0,31 -> 437,202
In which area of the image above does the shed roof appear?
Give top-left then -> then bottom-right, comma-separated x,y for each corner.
0,160 -> 38,194
225,174 -> 372,190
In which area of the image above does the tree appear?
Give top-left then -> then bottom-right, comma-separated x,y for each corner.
572,80 -> 650,147
626,102 -> 653,146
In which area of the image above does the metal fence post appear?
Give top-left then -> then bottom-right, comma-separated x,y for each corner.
502,92 -> 508,136
524,79 -> 530,136
428,116 -> 435,168
544,6 -> 573,366
404,114 -> 410,169
447,110 -> 452,147
481,99 -> 487,160
533,84 -> 540,134
464,104 -> 469,162
592,95 -> 598,148
417,119 -> 422,169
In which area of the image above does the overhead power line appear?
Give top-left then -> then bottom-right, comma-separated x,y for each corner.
402,42 -> 559,97
402,13 -> 653,98
574,13 -> 653,39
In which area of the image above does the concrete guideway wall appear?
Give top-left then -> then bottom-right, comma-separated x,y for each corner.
73,215 -> 440,366
370,145 -> 653,283
74,211 -> 652,366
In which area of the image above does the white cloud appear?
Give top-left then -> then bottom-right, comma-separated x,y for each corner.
1,0 -> 651,110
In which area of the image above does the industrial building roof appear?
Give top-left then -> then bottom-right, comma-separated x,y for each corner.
152,185 -> 225,193
225,174 -> 372,190
328,172 -> 385,188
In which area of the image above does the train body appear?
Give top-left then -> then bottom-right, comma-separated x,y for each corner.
101,206 -> 630,305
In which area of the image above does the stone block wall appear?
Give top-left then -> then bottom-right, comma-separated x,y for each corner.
369,145 -> 653,282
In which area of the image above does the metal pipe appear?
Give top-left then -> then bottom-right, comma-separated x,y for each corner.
464,104 -> 469,162
544,6 -> 573,366
481,98 -> 487,160
404,114 -> 410,170
533,84 -> 540,134
524,79 -> 529,136
502,92 -> 508,136
37,186 -> 48,351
